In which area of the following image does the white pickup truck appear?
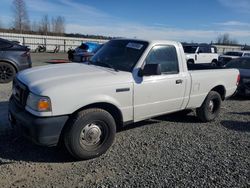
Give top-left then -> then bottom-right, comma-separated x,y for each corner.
9,39 -> 239,160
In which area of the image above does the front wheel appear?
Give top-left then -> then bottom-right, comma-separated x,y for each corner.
196,91 -> 222,122
64,108 -> 116,160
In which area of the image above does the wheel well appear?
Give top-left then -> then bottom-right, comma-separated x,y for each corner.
74,102 -> 123,127
0,60 -> 18,72
212,59 -> 217,63
187,59 -> 194,63
211,85 -> 226,100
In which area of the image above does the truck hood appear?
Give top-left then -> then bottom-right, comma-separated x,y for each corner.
17,63 -> 133,94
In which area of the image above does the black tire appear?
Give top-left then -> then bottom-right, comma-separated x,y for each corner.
187,60 -> 194,65
0,62 -> 16,83
211,60 -> 217,67
196,91 -> 222,122
64,108 -> 116,160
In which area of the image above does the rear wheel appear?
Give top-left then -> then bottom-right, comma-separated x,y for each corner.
64,108 -> 116,160
211,60 -> 217,66
0,62 -> 16,83
196,91 -> 222,122
187,60 -> 194,65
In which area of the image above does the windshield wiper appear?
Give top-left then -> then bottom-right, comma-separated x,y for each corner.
102,62 -> 119,72
89,60 -> 119,72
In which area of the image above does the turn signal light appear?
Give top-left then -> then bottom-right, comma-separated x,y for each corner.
38,99 -> 50,111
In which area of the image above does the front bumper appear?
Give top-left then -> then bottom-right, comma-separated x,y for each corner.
8,96 -> 69,146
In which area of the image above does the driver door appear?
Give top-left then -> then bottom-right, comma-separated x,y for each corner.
134,45 -> 186,121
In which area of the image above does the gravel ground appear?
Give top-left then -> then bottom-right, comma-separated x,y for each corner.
0,54 -> 249,187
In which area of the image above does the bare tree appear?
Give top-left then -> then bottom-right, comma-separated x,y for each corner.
39,15 -> 50,35
51,17 -> 56,33
51,16 -> 65,34
216,33 -> 238,45
12,0 -> 30,33
31,21 -> 39,32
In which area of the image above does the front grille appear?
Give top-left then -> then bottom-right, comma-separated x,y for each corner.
13,78 -> 29,107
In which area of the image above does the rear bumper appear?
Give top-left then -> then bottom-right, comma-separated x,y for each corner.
8,96 -> 68,146
18,63 -> 31,71
18,60 -> 32,71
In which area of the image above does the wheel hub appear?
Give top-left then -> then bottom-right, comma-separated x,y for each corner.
208,100 -> 214,112
80,124 -> 102,146
0,65 -> 13,81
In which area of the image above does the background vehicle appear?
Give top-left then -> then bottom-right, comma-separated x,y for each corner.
182,43 -> 219,66
225,57 -> 250,96
69,42 -> 103,62
34,44 -> 46,53
9,39 -> 239,160
53,45 -> 60,53
0,38 -> 32,83
218,51 -> 250,66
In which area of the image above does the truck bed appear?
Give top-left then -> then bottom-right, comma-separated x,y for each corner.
186,66 -> 238,109
187,63 -> 223,70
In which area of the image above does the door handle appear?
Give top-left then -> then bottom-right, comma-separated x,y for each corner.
176,79 -> 183,84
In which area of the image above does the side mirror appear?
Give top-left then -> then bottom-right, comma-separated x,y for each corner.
138,64 -> 161,77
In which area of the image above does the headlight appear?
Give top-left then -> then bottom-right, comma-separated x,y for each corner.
26,92 -> 51,112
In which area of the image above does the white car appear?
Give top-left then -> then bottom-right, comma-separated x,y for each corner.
9,39 -> 239,160
183,43 -> 219,66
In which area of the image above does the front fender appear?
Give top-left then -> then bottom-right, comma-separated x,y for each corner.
71,94 -> 122,114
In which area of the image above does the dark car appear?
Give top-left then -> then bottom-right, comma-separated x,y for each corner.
225,57 -> 250,96
0,38 -> 32,83
218,51 -> 250,66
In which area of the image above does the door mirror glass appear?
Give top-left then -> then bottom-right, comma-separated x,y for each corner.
138,64 -> 161,76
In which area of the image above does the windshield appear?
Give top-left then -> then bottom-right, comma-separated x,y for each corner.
226,58 -> 250,69
243,53 -> 250,57
183,45 -> 198,53
90,40 -> 148,72
224,51 -> 243,56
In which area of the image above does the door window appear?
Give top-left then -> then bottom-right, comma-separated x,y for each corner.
0,41 -> 12,49
145,45 -> 179,74
198,46 -> 210,53
243,53 -> 250,57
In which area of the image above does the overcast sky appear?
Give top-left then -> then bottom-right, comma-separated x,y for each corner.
1,0 -> 250,43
